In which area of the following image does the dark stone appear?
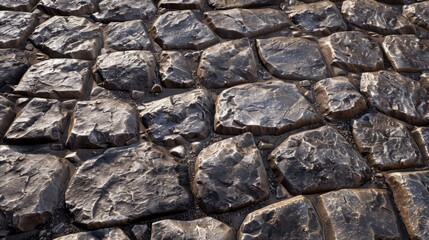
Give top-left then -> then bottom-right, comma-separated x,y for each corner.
0,0 -> 39,11
65,142 -> 192,229
92,0 -> 156,23
412,127 -> 429,162
0,11 -> 37,48
37,0 -> 98,16
106,20 -> 152,51
159,51 -> 195,88
403,2 -> 429,31
0,96 -> 15,138
208,0 -> 279,9
54,228 -> 130,239
158,0 -> 204,10
0,49 -> 31,88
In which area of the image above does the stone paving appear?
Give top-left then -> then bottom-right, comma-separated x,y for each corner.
0,0 -> 429,239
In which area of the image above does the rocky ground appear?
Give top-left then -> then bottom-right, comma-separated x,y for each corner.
0,0 -> 429,239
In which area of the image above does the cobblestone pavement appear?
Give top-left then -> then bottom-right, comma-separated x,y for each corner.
1,0 -> 429,239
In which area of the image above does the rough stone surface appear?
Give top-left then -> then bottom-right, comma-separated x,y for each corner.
360,70 -> 429,125
319,31 -> 384,73
238,196 -> 323,240
0,11 -> 37,48
65,142 -> 192,229
193,133 -> 269,213
158,0 -> 204,10
215,80 -> 320,135
14,58 -> 93,100
269,126 -> 369,195
92,0 -> 156,23
0,0 -> 39,11
159,51 -> 194,88
317,188 -> 407,240
55,228 -> 130,240
94,51 -> 156,92
66,99 -> 139,149
140,89 -> 214,146
257,37 -> 329,80
151,10 -> 219,50
403,2 -> 429,31
106,20 -> 151,51
204,8 -> 290,39
0,146 -> 72,231
385,171 -> 429,240
0,49 -> 31,88
382,34 -> 429,72
0,96 -> 15,138
29,16 -> 103,60
198,38 -> 258,89
352,113 -> 424,170
314,77 -> 367,120
412,127 -> 429,162
151,217 -> 235,240
208,0 -> 278,9
37,0 -> 98,16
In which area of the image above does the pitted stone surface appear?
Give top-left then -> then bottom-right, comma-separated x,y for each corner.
94,51 -> 156,92
269,126 -> 369,195
382,34 -> 429,72
151,217 -> 235,240
198,38 -> 258,89
319,31 -> 384,73
238,196 -> 323,240
215,80 -> 320,135
403,2 -> 429,30
204,8 -> 290,39
66,99 -> 139,149
412,127 -> 429,162
315,77 -> 367,120
152,10 -> 219,50
360,70 -> 429,125
55,228 -> 130,240
285,1 -> 346,37
92,0 -> 156,23
14,58 -> 93,100
159,51 -> 194,88
0,11 -> 37,48
0,146 -> 73,231
106,20 -> 152,51
65,142 -> 192,229
0,0 -> 39,11
208,0 -> 278,9
0,49 -> 31,88
385,171 -> 429,240
192,133 -> 269,213
0,96 -> 15,138
29,16 -> 103,60
352,113 -> 424,170
257,37 -> 329,80
317,189 -> 407,240
37,0 -> 98,16
158,0 -> 204,10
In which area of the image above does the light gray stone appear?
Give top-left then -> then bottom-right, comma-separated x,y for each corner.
0,11 -> 37,48
159,51 -> 194,88
106,20 -> 152,51
92,0 -> 156,23
37,0 -> 98,16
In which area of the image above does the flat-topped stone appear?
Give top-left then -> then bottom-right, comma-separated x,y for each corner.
0,96 -> 15,139
158,0 -> 204,9
0,0 -> 39,11
403,2 -> 429,31
92,0 -> 156,23
106,20 -> 152,51
0,11 -> 37,48
0,49 -> 31,89
159,51 -> 194,88
208,0 -> 279,9
412,127 -> 429,162
55,228 -> 129,240
37,0 -> 98,16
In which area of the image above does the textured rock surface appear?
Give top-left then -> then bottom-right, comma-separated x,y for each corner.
37,0 -> 98,16
193,133 -> 269,213
159,51 -> 194,88
352,113 -> 424,170
55,228 -> 129,240
412,127 -> 429,162
314,77 -> 367,120
152,10 -> 219,50
0,49 -> 31,88
238,196 -> 323,240
215,80 -> 320,135
106,20 -> 152,51
317,189 -> 407,240
360,70 -> 429,125
0,11 -> 37,48
66,99 -> 139,149
140,89 -> 214,146
198,39 -> 258,88
208,0 -> 278,9
14,59 -> 93,100
319,31 -> 384,73
385,171 -> 429,240
403,2 -> 429,30
29,16 -> 103,60
0,96 -> 15,138
158,0 -> 204,10
0,0 -> 39,11
151,217 -> 235,240
92,0 -> 156,23
257,37 -> 329,80
65,142 -> 192,228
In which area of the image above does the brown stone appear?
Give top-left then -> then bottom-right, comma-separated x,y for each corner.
0,96 -> 15,139
158,0 -> 204,10
412,127 -> 429,163
54,228 -> 130,240
208,0 -> 279,9
403,1 -> 429,31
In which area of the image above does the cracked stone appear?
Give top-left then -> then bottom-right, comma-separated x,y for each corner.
92,0 -> 156,23
0,11 -> 37,48
37,0 -> 98,16
269,126 -> 369,195
352,113 -> 424,170
215,80 -> 320,135
0,0 -> 39,11
65,142 -> 192,229
131,225 -> 147,240
158,0 -> 204,10
257,37 -> 329,80
208,0 -> 279,9
0,96 -> 15,139
403,2 -> 429,31
54,228 -> 130,240
159,51 -> 195,88
106,20 -> 152,51
0,49 -> 31,89
192,133 -> 269,213
197,38 -> 258,88
412,127 -> 429,162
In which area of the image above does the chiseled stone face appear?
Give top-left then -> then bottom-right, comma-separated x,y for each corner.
208,0 -> 279,9
158,0 -> 204,10
0,11 -> 37,48
403,1 -> 429,31
159,51 -> 194,88
0,49 -> 31,89
0,96 -> 15,139
54,228 -> 130,240
106,20 -> 152,51
0,0 -> 39,11
37,0 -> 98,16
412,127 -> 429,163
92,0 -> 156,23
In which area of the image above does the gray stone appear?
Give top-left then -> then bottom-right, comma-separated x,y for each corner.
170,145 -> 186,158
106,20 -> 152,51
66,99 -> 139,149
151,10 -> 219,50
403,1 -> 429,31
132,225 -> 147,240
317,188 -> 407,240
319,31 -> 384,73
352,113 -> 424,170
269,126 -> 369,195
192,133 -> 269,213
140,89 -> 214,146
420,72 -> 429,89
37,0 -> 98,16
238,196 -> 323,240
385,171 -> 429,240
204,8 -> 290,39
150,84 -> 162,93
215,80 -> 320,135
92,0 -> 156,23
54,228 -> 130,240
159,51 -> 195,88
0,0 -> 39,11
151,217 -> 235,240
158,0 -> 204,10
412,127 -> 429,162
208,0 -> 279,9
257,37 -> 329,80
0,49 -> 31,88
14,58 -> 93,100
30,16 -> 103,60
94,51 -> 157,92
360,70 -> 429,125
198,38 -> 258,89
0,11 -> 37,48
0,96 -> 15,139
65,142 -> 192,229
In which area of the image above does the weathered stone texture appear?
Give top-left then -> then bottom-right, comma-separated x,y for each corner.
208,0 -> 279,9
0,49 -> 31,88
403,1 -> 429,30
412,127 -> 429,163
159,51 -> 194,88
37,0 -> 98,16
106,20 -> 152,51
158,0 -> 204,10
92,0 -> 156,23
0,11 -> 37,48
0,0 -> 39,11
0,96 -> 15,138
54,228 -> 130,240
